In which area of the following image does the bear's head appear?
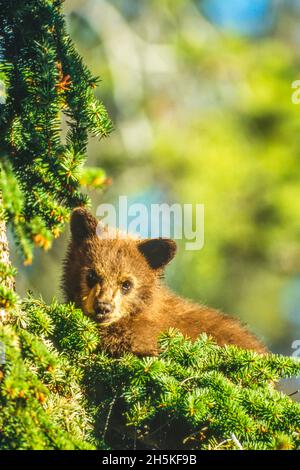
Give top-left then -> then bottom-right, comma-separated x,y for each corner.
63,208 -> 176,326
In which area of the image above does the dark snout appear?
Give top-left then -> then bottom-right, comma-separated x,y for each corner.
93,300 -> 113,320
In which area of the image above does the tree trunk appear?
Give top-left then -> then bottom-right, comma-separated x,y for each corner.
0,191 -> 14,322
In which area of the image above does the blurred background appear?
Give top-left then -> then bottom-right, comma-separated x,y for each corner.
10,0 -> 300,358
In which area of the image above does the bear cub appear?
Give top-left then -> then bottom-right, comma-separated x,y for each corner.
62,208 -> 266,356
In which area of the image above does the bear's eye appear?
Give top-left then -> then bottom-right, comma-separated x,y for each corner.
86,269 -> 100,288
121,279 -> 133,294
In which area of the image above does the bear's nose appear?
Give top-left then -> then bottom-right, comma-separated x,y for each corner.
94,301 -> 112,317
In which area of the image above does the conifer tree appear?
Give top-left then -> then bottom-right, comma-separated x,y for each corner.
1,294 -> 300,450
0,0 -> 112,263
0,0 -> 300,451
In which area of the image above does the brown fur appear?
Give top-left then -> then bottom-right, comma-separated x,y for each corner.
62,208 -> 266,356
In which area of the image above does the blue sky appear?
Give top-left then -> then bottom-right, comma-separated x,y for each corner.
200,0 -> 276,36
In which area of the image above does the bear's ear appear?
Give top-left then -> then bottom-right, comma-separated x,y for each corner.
70,207 -> 98,243
137,238 -> 177,270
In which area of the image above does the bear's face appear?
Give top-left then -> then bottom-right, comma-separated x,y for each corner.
68,208 -> 176,326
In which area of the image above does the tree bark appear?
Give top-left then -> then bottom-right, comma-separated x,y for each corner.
0,191 -> 14,322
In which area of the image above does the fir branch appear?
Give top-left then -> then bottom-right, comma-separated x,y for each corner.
0,0 -> 112,260
2,296 -> 299,450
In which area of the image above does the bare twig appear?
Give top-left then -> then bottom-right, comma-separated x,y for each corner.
231,433 -> 243,450
102,391 -> 118,441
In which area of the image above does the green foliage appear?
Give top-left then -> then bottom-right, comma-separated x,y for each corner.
1,289 -> 300,450
1,0 -> 300,452
79,167 -> 108,190
0,0 -> 112,262
0,323 -> 95,450
0,285 -> 18,311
